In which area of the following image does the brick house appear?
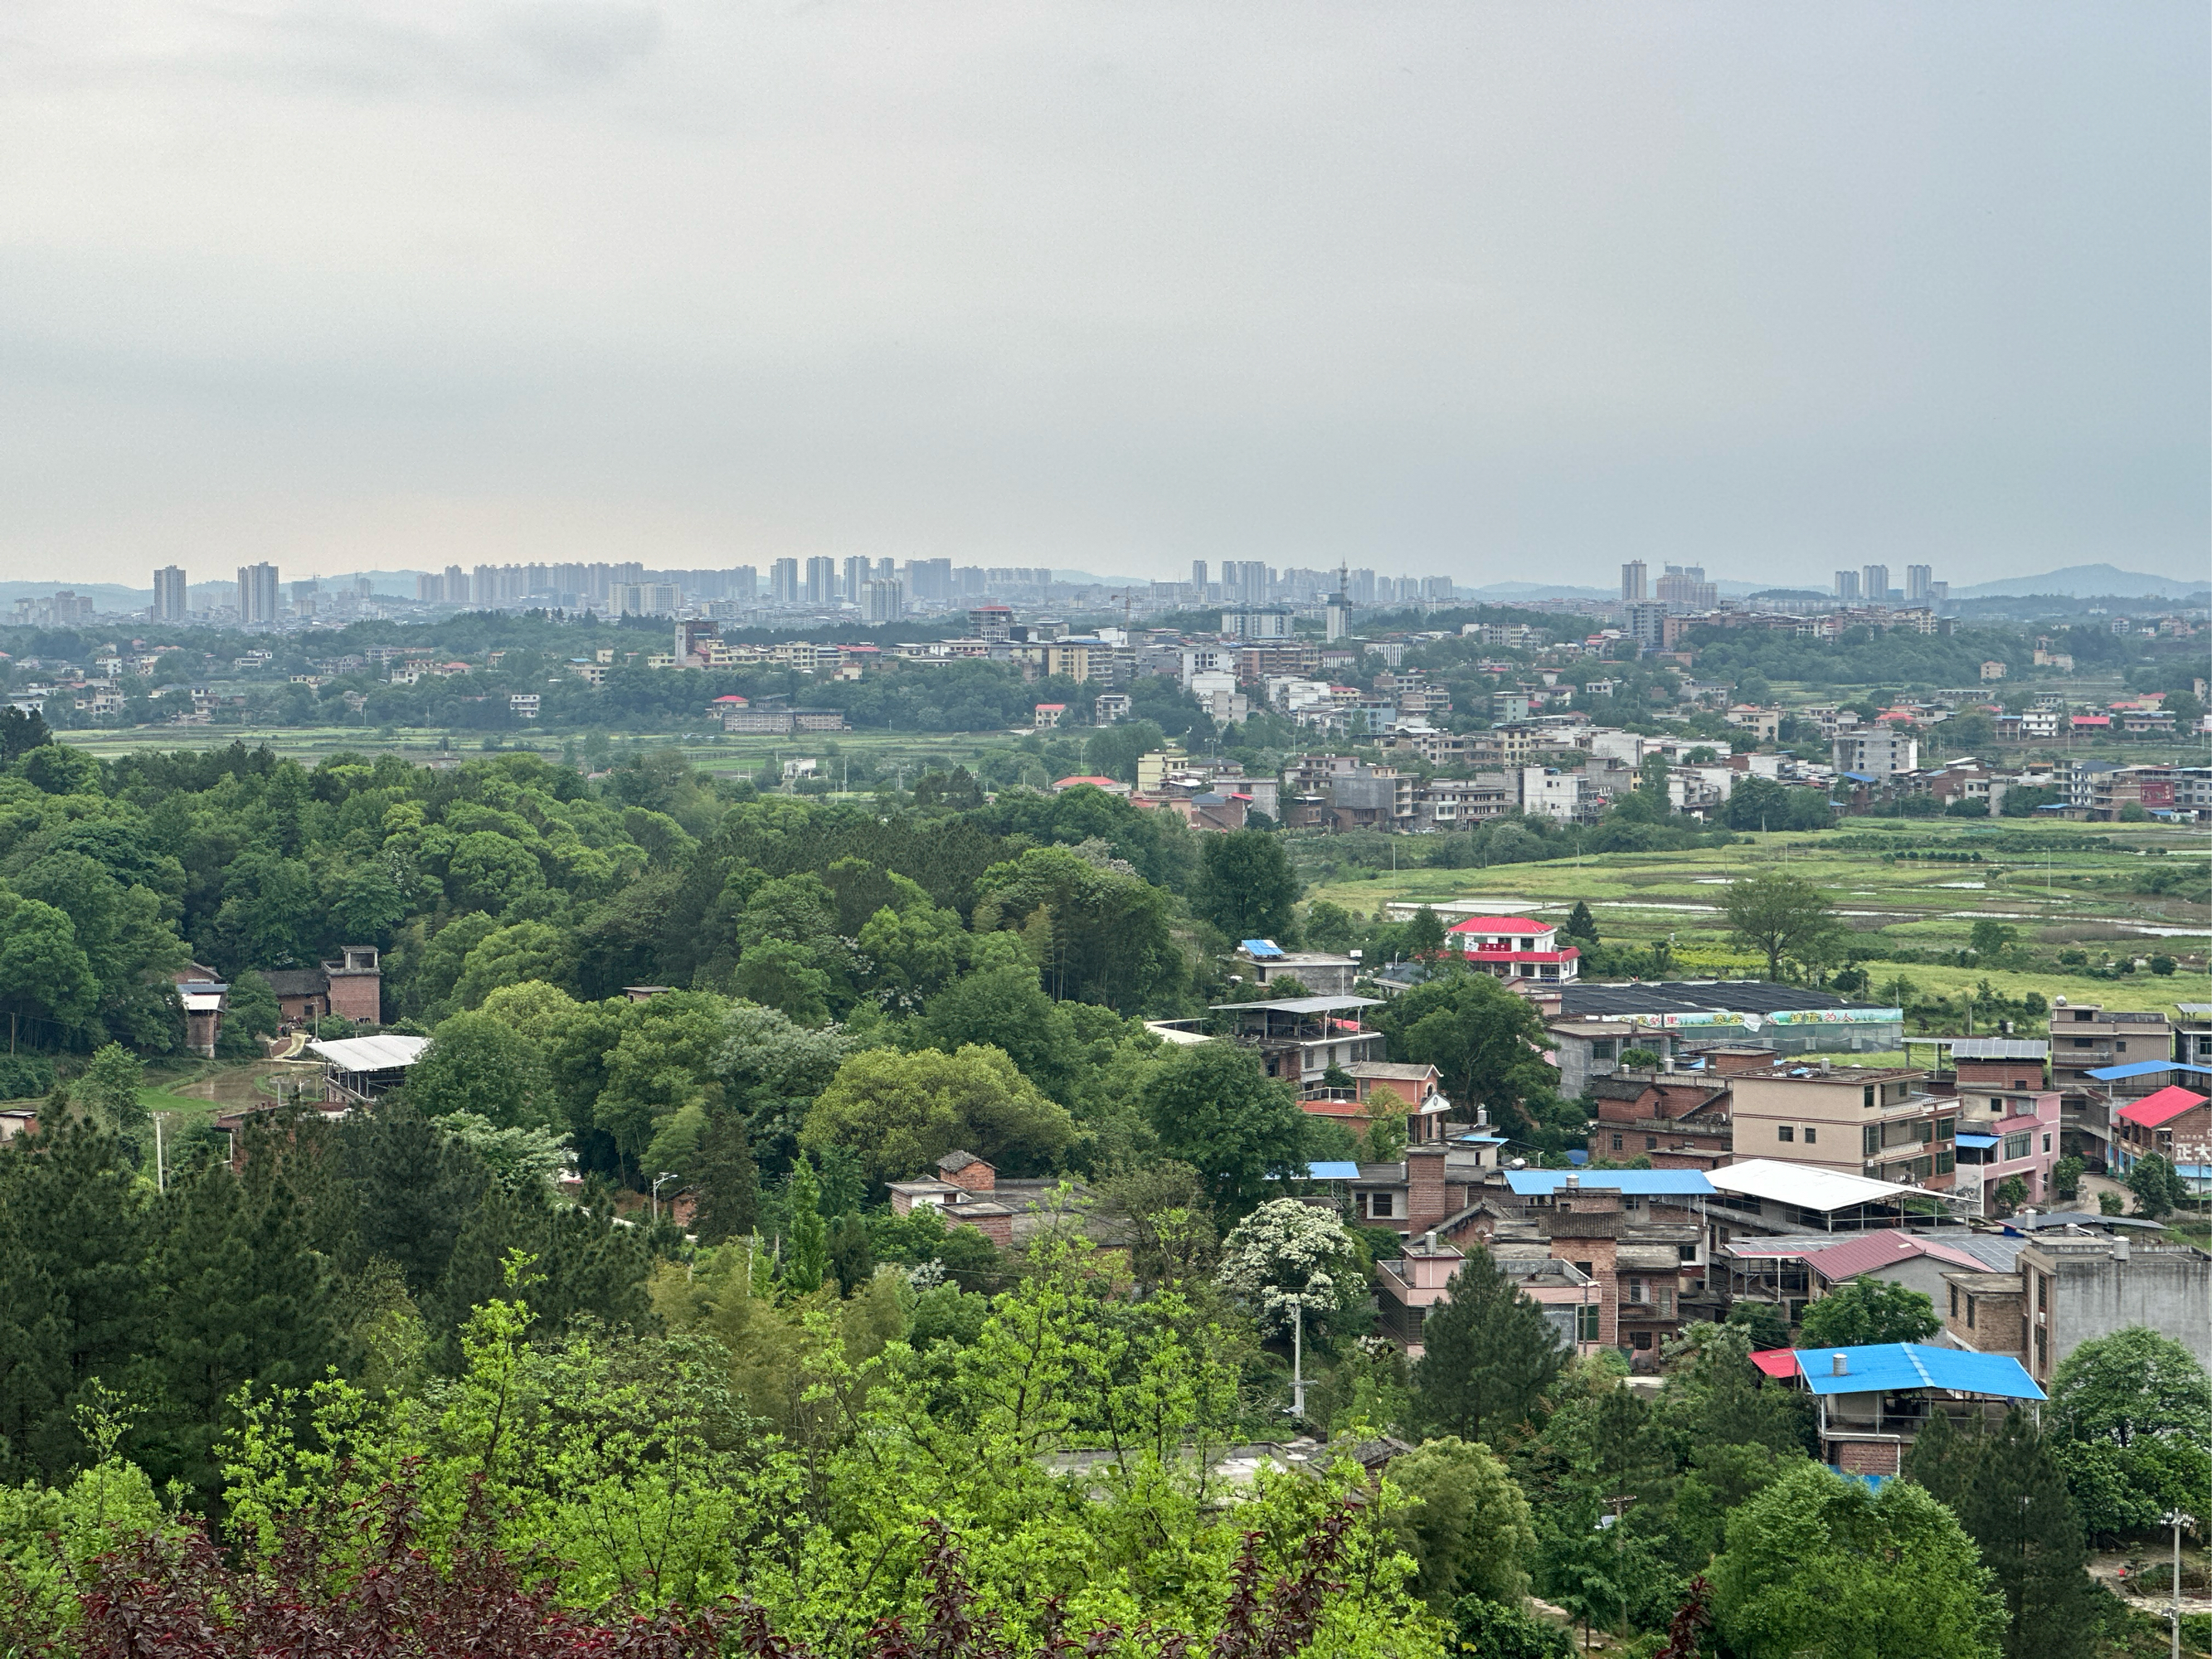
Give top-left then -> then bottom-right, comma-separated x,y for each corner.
1586,1073 -> 1733,1170
1448,1172 -> 1709,1365
887,1151 -> 1016,1247
885,1150 -> 1107,1249
263,946 -> 384,1029
2112,1086 -> 2212,1178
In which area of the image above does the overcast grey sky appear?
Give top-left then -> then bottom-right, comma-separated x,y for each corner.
2,2 -> 2205,590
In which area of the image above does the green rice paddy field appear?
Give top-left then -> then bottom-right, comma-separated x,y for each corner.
1305,820 -> 2212,1014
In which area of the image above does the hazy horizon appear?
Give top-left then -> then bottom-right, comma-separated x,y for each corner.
4,2 -> 2205,590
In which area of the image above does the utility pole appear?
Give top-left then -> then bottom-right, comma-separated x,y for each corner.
154,1112 -> 168,1194
1291,1301 -> 1307,1422
2166,1510 -> 2195,1659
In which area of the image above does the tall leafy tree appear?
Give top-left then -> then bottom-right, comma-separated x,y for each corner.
1412,1247 -> 1566,1443
1720,869 -> 1842,981
1140,1042 -> 1306,1219
1193,830 -> 1300,944
1710,1462 -> 2003,1658
1797,1278 -> 1940,1348
404,1010 -> 557,1130
2044,1326 -> 2212,1536
1372,966 -> 1558,1128
802,1044 -> 1074,1185
1388,1436 -> 1538,1611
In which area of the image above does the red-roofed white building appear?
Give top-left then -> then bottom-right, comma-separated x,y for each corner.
1033,703 -> 1067,728
1446,916 -> 1580,984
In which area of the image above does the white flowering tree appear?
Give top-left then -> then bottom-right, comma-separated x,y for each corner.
1217,1198 -> 1361,1339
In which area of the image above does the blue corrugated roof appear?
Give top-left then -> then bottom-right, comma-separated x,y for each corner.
2088,1060 -> 2212,1082
1505,1170 -> 1716,1196
1241,938 -> 1284,957
1793,1343 -> 2044,1400
1954,1132 -> 1999,1148
1840,771 -> 1877,782
1302,1160 -> 1362,1180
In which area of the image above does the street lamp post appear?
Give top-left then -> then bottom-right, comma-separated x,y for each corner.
1291,1301 -> 1306,1422
2166,1511 -> 2196,1659
651,1170 -> 679,1224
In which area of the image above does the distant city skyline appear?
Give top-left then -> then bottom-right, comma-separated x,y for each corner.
1,5 -> 2202,591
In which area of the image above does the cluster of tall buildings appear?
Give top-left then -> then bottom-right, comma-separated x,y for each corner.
1176,563 -> 1456,609
1618,562 -> 1717,611
132,555 -> 1458,632
1619,559 -> 1952,612
1834,564 -> 1947,604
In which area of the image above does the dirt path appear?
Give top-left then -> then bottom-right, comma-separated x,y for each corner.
2092,1551 -> 2212,1618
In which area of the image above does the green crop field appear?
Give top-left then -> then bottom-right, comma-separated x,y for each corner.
1305,820 -> 2212,1013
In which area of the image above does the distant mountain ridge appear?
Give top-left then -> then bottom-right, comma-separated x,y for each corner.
1951,563 -> 2206,600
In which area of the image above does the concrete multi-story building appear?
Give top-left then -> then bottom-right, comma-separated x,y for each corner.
1232,940 -> 1359,995
769,558 -> 800,604
1208,994 -> 1385,1088
2018,1234 -> 2212,1382
2049,1000 -> 2174,1097
1519,766 -> 1600,825
1834,727 -> 1919,778
1655,565 -> 1716,611
236,562 -> 280,627
1930,1039 -> 2061,1213
153,565 -> 188,621
1905,564 -> 1933,602
1726,1064 -> 1962,1189
1621,561 -> 1648,603
1833,570 -> 1861,601
1861,564 -> 1891,604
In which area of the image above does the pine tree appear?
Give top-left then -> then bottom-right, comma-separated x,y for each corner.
1563,901 -> 1599,946
783,1157 -> 828,1295
1956,1411 -> 2096,1659
148,1162 -> 341,1504
690,1102 -> 760,1245
1412,1247 -> 1566,1443
0,1121 -> 153,1479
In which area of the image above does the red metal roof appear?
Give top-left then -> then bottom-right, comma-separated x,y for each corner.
1749,1349 -> 1799,1379
1447,917 -> 1558,934
2117,1086 -> 2209,1129
1801,1229 -> 1990,1283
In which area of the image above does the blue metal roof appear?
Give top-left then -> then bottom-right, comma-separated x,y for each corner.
1241,938 -> 1284,958
1954,1132 -> 2000,1149
1793,1343 -> 2044,1401
2088,1060 -> 2212,1082
1302,1160 -> 1362,1180
1840,771 -> 1877,783
1505,1170 -> 1716,1196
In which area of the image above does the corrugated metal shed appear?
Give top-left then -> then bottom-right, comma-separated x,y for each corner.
309,1034 -> 431,1072
1504,1170 -> 1714,1197
1791,1343 -> 2044,1401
